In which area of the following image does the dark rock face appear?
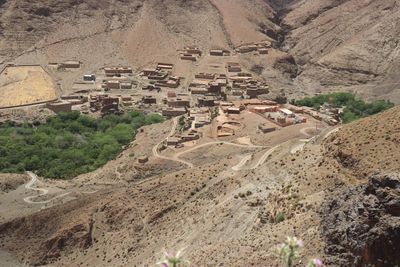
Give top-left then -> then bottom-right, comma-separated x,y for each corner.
272,54 -> 298,78
321,173 -> 400,267
0,197 -> 96,266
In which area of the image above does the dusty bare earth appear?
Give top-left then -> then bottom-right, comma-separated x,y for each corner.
0,173 -> 27,193
0,107 -> 398,267
0,0 -> 399,101
0,65 -> 57,108
0,1 -> 399,266
284,0 -> 400,102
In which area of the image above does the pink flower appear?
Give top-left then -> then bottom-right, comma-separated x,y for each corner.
313,258 -> 323,267
294,237 -> 303,247
165,250 -> 176,259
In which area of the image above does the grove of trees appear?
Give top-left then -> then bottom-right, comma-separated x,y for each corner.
0,111 -> 164,179
293,92 -> 394,123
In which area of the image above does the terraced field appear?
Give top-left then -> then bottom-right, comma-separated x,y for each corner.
0,65 -> 57,109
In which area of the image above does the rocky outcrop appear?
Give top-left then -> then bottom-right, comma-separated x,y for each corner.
0,174 -> 27,193
272,54 -> 298,78
0,197 -> 96,265
321,173 -> 400,267
37,219 -> 94,265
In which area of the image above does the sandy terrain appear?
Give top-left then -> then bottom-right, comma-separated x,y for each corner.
0,0 -> 398,102
209,0 -> 276,46
0,106 -> 333,266
0,107 -> 399,266
0,1 -> 399,266
0,65 -> 57,108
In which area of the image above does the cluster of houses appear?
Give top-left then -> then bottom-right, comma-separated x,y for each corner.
214,99 -> 309,128
161,95 -> 191,117
89,94 -> 120,114
300,105 -> 339,126
46,92 -> 138,116
189,73 -> 227,97
209,49 -> 231,56
189,108 -> 212,128
83,67 -> 135,91
245,101 -> 308,127
179,42 -> 271,60
167,129 -> 202,147
141,63 -> 181,88
46,94 -> 88,113
235,41 -> 271,55
179,46 -> 202,61
231,78 -> 269,98
44,50 -> 340,142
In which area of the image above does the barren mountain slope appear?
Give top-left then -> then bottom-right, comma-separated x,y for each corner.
1,107 -> 399,267
283,0 -> 400,102
0,0 -> 279,66
0,0 -> 143,61
208,0 -> 277,46
324,106 -> 400,179
121,0 -> 230,68
0,0 -> 287,96
1,0 -> 399,101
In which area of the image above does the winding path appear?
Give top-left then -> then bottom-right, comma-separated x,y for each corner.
232,154 -> 252,171
231,125 -> 342,171
152,118 -> 265,168
323,126 -> 341,139
174,141 -> 264,159
24,172 -> 71,204
151,118 -> 334,171
232,142 -> 283,171
251,145 -> 279,169
23,172 -> 98,204
151,118 -> 194,168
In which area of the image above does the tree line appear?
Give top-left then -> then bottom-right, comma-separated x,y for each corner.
292,92 -> 394,123
0,111 -> 164,179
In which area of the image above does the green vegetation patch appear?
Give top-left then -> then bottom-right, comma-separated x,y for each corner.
275,212 -> 285,223
0,111 -> 164,179
293,92 -> 394,123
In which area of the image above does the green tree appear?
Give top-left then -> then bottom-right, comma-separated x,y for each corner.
0,111 -> 164,179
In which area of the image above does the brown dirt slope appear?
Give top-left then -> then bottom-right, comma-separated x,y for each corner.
0,107 -> 399,266
1,0 -> 399,101
0,192 -> 100,266
283,0 -> 400,102
0,174 -> 27,193
323,106 -> 400,180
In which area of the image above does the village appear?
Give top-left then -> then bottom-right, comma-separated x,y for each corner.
0,44 -> 340,156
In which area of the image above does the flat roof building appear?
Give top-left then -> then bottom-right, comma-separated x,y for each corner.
279,108 -> 295,117
167,97 -> 190,108
162,107 -> 187,117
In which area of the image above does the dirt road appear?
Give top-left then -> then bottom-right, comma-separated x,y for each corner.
231,154 -> 252,171
24,171 -> 71,204
152,118 -> 194,168
174,141 -> 264,159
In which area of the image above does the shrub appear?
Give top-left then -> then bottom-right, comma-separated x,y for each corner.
277,236 -> 303,267
275,212 -> 285,223
157,249 -> 189,267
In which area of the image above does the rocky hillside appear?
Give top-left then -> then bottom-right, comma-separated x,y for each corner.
324,106 -> 400,180
322,173 -> 400,267
0,0 -> 143,61
0,107 -> 399,266
1,0 -> 399,101
283,0 -> 400,102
